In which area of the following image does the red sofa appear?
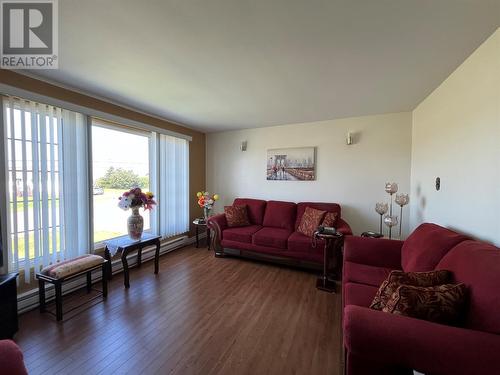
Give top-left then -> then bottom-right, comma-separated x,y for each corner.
343,223 -> 500,375
0,340 -> 28,375
208,198 -> 352,267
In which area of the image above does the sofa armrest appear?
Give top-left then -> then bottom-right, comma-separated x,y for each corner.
336,218 -> 353,236
0,340 -> 28,375
343,236 -> 403,269
344,305 -> 500,375
207,214 -> 227,256
207,213 -> 227,231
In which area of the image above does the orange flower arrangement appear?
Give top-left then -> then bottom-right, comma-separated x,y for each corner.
197,191 -> 219,218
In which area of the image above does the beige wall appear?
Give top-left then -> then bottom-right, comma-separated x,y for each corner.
207,112 -> 413,237
410,28 -> 500,246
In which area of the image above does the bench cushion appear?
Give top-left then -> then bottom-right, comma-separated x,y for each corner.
40,254 -> 105,279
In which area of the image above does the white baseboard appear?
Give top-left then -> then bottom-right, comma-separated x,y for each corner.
17,234 -> 203,314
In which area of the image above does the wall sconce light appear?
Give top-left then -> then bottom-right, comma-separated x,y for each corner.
346,132 -> 353,145
240,141 -> 247,151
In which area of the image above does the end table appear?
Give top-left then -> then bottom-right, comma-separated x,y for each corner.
193,218 -> 211,250
314,231 -> 344,293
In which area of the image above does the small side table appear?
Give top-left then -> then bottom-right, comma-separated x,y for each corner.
314,231 -> 344,293
193,218 -> 211,250
104,233 -> 161,288
0,273 -> 19,338
361,231 -> 384,238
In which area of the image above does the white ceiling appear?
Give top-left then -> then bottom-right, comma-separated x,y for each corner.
29,0 -> 499,132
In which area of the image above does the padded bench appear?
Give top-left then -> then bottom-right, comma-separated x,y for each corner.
36,254 -> 108,321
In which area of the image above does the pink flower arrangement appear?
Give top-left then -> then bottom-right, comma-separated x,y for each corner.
118,187 -> 156,211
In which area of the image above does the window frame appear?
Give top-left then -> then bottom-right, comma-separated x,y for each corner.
0,83 -> 191,274
90,118 -> 154,249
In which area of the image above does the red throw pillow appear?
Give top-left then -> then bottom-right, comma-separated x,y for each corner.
382,283 -> 467,325
370,270 -> 451,310
297,207 -> 326,237
321,212 -> 338,227
224,205 -> 250,227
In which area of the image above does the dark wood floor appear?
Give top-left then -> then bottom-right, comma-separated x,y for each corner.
15,246 -> 343,375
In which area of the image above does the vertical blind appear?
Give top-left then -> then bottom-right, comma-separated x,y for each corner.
2,94 -> 190,283
3,96 -> 89,282
158,134 -> 189,237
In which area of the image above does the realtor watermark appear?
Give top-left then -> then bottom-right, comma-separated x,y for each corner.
1,0 -> 58,69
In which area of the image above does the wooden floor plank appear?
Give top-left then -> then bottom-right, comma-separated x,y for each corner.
15,246 -> 342,375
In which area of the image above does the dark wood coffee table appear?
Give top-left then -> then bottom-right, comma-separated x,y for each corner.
104,233 -> 161,288
314,231 -> 344,293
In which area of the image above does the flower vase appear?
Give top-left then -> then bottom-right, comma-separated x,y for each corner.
203,207 -> 211,221
128,206 -> 144,240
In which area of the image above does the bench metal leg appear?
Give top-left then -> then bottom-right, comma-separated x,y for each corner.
102,263 -> 108,298
55,282 -> 63,321
105,246 -> 113,280
86,271 -> 92,293
38,279 -> 46,312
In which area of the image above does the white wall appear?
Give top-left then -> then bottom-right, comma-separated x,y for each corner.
206,112 -> 412,237
411,28 -> 500,246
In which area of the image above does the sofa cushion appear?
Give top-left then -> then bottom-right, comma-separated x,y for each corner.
40,254 -> 105,279
437,240 -> 500,334
382,283 -> 467,325
321,211 -> 338,227
223,225 -> 262,244
401,223 -> 469,272
297,207 -> 326,237
370,269 -> 451,310
344,282 -> 379,308
343,261 -> 394,287
224,205 -> 250,227
233,198 -> 267,225
262,200 -> 297,231
295,202 -> 341,230
287,231 -> 325,253
253,227 -> 292,249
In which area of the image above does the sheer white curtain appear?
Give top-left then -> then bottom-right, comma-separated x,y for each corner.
158,134 -> 189,238
2,96 -> 89,282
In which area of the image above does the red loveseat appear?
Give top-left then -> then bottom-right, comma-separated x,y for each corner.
208,198 -> 352,267
343,223 -> 500,375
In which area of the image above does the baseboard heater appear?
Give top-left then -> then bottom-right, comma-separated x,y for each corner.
16,234 -> 202,314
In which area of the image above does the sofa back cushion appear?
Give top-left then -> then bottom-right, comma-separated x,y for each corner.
262,200 -> 297,231
233,198 -> 267,225
436,240 -> 500,334
401,223 -> 469,272
224,205 -> 250,227
295,202 -> 341,230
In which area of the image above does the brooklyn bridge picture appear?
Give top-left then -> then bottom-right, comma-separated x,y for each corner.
266,147 -> 316,181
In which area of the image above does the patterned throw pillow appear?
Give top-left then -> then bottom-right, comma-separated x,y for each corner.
224,205 -> 250,227
370,270 -> 451,310
321,212 -> 338,227
382,283 -> 467,325
297,207 -> 326,237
